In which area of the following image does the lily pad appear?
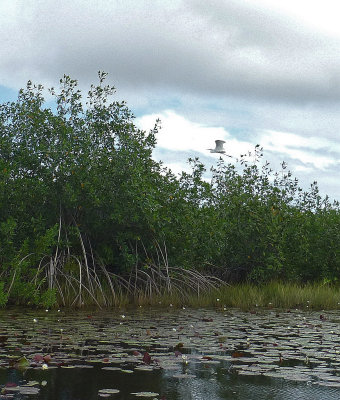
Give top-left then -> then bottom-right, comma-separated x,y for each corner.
131,392 -> 159,397
98,388 -> 120,394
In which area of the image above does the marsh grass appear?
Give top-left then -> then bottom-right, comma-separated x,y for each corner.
54,278 -> 340,310
56,264 -> 224,308
215,282 -> 340,310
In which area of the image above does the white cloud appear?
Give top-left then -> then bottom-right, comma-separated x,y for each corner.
259,130 -> 340,169
136,110 -> 253,158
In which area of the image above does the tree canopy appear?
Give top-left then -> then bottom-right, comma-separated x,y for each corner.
1,72 -> 340,307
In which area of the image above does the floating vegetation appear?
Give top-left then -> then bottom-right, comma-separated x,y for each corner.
0,307 -> 340,398
98,388 -> 120,395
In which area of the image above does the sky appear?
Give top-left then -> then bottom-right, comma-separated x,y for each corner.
1,0 -> 340,199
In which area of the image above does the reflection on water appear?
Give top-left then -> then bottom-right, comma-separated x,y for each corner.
0,307 -> 339,399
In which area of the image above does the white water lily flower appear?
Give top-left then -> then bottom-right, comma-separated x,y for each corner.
182,355 -> 188,364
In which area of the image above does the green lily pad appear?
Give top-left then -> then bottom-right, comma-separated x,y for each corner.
98,388 -> 120,394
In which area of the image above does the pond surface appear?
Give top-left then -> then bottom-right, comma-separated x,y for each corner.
0,307 -> 340,399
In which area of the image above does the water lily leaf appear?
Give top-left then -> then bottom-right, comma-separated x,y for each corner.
172,373 -> 196,379
134,366 -> 154,372
43,354 -> 52,363
98,388 -> 120,394
143,352 -> 151,364
131,392 -> 159,397
231,351 -> 246,358
26,381 -> 39,387
33,354 -> 44,363
19,387 -> 40,395
15,356 -> 29,370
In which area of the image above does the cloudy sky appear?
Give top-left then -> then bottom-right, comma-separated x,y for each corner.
1,0 -> 340,199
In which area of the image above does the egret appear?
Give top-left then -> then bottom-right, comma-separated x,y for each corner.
208,140 -> 232,157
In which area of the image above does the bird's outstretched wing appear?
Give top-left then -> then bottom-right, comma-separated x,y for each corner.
214,140 -> 226,152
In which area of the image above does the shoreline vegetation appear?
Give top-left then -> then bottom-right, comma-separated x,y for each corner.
2,72 -> 340,309
40,281 -> 340,311
55,281 -> 340,311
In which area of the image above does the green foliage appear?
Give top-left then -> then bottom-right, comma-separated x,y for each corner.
40,288 -> 57,308
1,71 -> 340,307
0,282 -> 8,307
10,281 -> 40,305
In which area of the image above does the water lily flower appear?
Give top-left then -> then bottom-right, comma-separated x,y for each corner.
33,318 -> 38,323
42,363 -> 48,370
181,355 -> 188,364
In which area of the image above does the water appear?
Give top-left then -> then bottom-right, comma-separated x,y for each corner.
0,307 -> 339,399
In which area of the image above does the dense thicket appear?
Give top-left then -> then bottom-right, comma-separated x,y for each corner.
1,73 -> 340,306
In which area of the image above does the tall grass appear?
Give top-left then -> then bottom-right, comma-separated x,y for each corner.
30,237 -> 224,308
216,282 -> 340,310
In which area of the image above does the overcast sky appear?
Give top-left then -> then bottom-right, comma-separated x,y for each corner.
1,0 -> 340,199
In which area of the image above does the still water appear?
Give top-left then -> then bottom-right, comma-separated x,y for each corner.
0,307 -> 339,399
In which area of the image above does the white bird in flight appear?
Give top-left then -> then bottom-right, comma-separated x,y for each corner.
208,140 -> 232,157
